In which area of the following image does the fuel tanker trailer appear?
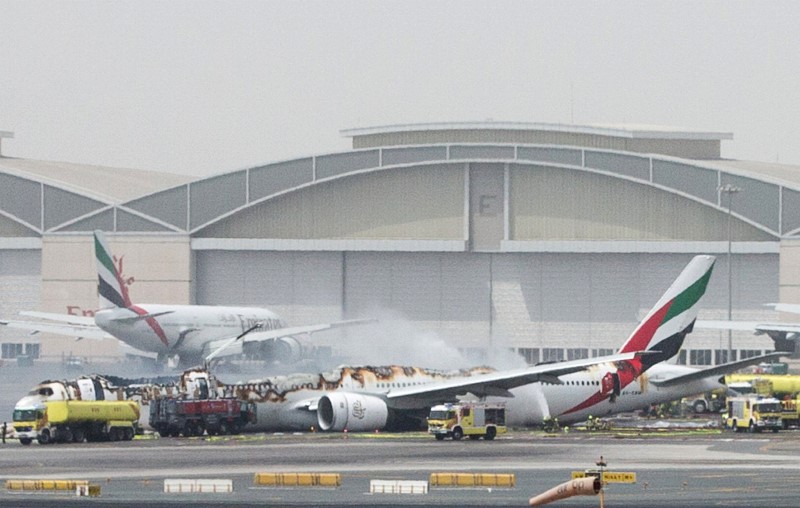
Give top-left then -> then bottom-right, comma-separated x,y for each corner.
12,400 -> 140,445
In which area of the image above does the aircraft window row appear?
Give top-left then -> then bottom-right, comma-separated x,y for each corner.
562,380 -> 600,387
376,381 -> 429,389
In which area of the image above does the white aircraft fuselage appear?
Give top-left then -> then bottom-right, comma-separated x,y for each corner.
94,305 -> 285,357
228,362 -> 722,432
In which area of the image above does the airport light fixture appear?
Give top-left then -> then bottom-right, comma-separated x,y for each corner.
718,183 -> 741,363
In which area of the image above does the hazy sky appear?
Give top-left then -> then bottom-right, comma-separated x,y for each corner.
1,1 -> 798,177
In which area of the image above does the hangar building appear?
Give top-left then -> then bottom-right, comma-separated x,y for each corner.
1,123 -> 799,367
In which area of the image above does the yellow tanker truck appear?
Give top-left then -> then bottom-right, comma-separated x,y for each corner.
12,400 -> 139,445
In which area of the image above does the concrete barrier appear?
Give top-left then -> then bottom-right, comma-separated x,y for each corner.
369,479 -> 428,494
429,472 -> 516,487
6,479 -> 89,491
163,479 -> 232,493
76,484 -> 101,497
254,472 -> 341,487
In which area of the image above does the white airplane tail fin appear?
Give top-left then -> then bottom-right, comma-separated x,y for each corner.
618,255 -> 715,367
94,230 -> 131,310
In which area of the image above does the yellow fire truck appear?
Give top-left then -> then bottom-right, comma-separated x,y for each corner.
725,396 -> 782,433
427,402 -> 506,441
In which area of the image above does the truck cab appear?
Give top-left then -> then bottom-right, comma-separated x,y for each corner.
726,396 -> 782,433
427,402 -> 506,441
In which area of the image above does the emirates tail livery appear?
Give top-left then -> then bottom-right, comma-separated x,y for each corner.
2,231 -> 372,368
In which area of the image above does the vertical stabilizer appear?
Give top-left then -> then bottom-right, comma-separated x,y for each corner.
94,230 -> 131,309
618,255 -> 715,366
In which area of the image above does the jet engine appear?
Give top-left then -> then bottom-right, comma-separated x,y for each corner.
316,392 -> 389,432
242,336 -> 313,364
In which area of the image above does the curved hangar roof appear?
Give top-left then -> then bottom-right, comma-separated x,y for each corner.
2,123 -> 800,249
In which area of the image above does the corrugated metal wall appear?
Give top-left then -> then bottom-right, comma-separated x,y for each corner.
196,165 -> 465,240
510,166 -> 775,241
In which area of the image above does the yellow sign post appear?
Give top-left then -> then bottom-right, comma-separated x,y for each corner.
571,470 -> 636,484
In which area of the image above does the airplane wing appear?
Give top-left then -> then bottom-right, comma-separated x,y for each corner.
203,318 -> 376,362
385,351 -> 654,402
766,303 -> 800,315
696,320 -> 800,336
240,318 -> 376,343
0,318 -> 112,340
648,352 -> 785,388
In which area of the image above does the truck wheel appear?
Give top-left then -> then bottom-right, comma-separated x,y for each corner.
693,401 -> 707,413
19,438 -> 32,446
38,429 -> 51,445
748,421 -> 756,433
109,428 -> 121,442
485,427 -> 497,441
123,428 -> 134,441
434,434 -> 445,441
452,427 -> 463,441
158,429 -> 170,438
72,429 -> 85,443
218,422 -> 229,435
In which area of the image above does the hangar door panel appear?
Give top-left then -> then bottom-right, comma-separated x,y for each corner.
194,251 -> 344,327
344,252 -> 491,349
0,250 -> 41,345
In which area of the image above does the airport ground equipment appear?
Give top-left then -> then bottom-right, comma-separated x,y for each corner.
427,402 -> 506,440
779,396 -> 800,428
12,400 -> 139,445
725,396 -> 783,432
149,397 -> 256,437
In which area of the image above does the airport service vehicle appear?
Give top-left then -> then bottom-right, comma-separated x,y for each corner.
427,402 -> 506,440
149,397 -> 256,437
683,390 -> 724,414
725,396 -> 783,433
12,400 -> 139,445
779,397 -> 800,429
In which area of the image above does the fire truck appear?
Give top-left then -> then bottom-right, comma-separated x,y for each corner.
149,398 -> 256,437
725,396 -> 783,433
427,402 -> 506,441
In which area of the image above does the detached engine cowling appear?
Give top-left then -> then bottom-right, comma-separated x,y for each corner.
317,392 -> 389,432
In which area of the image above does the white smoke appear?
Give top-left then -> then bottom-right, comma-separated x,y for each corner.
330,307 -> 528,372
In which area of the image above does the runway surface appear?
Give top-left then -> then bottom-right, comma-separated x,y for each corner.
2,430 -> 800,507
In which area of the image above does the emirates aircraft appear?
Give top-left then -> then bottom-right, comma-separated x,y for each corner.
1,231 -> 371,368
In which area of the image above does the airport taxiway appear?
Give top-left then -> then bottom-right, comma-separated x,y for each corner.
2,431 -> 800,507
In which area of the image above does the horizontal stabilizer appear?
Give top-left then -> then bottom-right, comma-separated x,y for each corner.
649,352 -> 785,388
0,319 -> 112,340
19,311 -> 96,326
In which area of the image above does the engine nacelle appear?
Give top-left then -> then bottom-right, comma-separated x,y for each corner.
317,392 -> 389,432
242,337 -> 313,364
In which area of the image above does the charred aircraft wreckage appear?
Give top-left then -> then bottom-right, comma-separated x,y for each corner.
14,364 -> 509,433
14,348 -> 657,434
